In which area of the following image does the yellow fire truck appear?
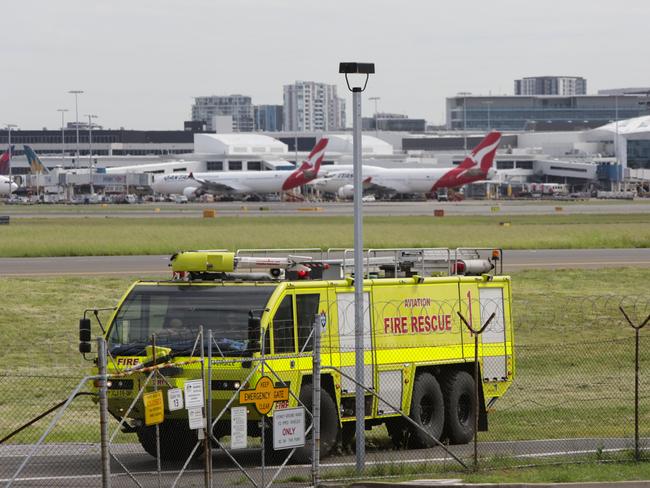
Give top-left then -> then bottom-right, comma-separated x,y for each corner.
81,248 -> 514,460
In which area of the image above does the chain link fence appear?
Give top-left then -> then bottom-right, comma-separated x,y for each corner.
1,294 -> 648,487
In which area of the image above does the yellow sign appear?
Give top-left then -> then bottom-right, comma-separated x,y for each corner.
143,390 -> 165,426
239,376 -> 289,415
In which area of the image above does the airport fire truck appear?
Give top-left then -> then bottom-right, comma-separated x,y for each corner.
80,248 -> 514,460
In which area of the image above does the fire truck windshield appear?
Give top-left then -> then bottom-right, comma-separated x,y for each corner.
107,285 -> 274,356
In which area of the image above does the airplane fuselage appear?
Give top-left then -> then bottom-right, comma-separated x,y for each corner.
151,170 -> 297,195
0,176 -> 17,195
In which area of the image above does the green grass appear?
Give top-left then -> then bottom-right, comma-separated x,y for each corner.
2,213 -> 650,256
315,450 -> 650,483
1,268 -> 649,447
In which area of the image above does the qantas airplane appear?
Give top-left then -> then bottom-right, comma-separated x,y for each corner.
310,132 -> 501,198
0,146 -> 18,195
151,138 -> 328,198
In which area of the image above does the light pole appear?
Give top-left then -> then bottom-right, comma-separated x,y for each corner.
5,124 -> 17,196
85,114 -> 98,194
482,101 -> 494,131
68,90 -> 84,168
368,96 -> 380,136
57,109 -> 68,165
339,61 -> 374,474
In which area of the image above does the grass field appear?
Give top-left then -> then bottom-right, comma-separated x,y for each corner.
1,268 -> 648,447
2,213 -> 650,257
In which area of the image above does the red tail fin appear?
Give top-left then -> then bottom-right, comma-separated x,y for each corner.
457,131 -> 501,171
300,137 -> 328,174
281,138 -> 329,191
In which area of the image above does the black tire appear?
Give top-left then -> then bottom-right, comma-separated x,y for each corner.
268,383 -> 340,462
441,370 -> 476,444
386,417 -> 408,449
137,420 -> 199,461
407,372 -> 445,448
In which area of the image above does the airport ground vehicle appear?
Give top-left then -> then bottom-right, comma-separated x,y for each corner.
81,247 -> 514,460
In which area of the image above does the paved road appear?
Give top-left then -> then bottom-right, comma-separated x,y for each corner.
2,199 -> 650,218
2,249 -> 650,277
1,437 -> 645,487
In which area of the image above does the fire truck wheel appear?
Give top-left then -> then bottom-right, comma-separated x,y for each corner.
442,370 -> 475,444
298,385 -> 340,459
137,420 -> 198,461
408,372 -> 445,448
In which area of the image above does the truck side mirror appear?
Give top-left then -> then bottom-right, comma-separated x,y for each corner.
247,316 -> 261,353
79,318 -> 92,353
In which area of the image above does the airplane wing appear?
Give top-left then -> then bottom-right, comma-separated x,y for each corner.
365,177 -> 410,194
190,174 -> 252,193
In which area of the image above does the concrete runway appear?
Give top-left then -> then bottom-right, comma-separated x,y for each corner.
2,199 -> 650,218
1,437 -> 645,487
2,249 -> 650,277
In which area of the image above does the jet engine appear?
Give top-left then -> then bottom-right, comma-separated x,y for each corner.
183,186 -> 199,198
337,184 -> 354,199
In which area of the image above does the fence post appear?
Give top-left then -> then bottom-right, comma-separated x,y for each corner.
312,314 -> 322,486
206,328 -> 213,487
97,337 -> 112,488
619,307 -> 649,461
457,311 -> 495,471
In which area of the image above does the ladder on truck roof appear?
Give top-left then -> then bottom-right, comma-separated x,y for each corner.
229,247 -> 503,280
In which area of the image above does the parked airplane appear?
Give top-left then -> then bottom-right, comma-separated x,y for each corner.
0,146 -> 18,195
151,138 -> 328,197
23,145 -> 51,174
0,145 -> 13,175
310,131 -> 501,198
0,175 -> 17,195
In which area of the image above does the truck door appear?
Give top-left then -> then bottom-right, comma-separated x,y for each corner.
336,291 -> 374,416
478,286 -> 508,381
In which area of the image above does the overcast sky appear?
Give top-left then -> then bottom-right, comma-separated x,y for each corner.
3,0 -> 649,130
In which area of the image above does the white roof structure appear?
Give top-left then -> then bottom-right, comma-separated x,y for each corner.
588,116 -> 650,139
326,134 -> 394,155
586,116 -> 650,168
194,133 -> 289,155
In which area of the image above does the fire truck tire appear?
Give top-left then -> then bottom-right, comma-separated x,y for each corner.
137,420 -> 198,461
298,385 -> 339,459
442,370 -> 475,444
408,372 -> 445,448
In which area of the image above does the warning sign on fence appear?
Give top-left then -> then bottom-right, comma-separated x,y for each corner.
143,390 -> 164,426
272,407 -> 305,450
239,376 -> 289,415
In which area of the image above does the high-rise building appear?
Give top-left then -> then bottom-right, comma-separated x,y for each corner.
514,76 -> 587,96
254,105 -> 284,132
191,95 -> 254,132
283,81 -> 346,131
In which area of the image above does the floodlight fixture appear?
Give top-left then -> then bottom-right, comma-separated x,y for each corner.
339,62 -> 375,92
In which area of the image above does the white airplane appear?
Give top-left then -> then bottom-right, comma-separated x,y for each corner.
151,138 -> 328,198
310,132 -> 501,198
0,146 -> 18,195
0,175 -> 17,195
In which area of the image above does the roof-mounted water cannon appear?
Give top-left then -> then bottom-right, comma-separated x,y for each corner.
170,250 -> 327,281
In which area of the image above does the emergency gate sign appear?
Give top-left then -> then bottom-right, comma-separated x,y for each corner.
143,390 -> 164,426
273,407 -> 305,450
239,376 -> 289,415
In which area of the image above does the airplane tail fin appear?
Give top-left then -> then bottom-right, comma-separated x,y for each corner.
300,138 -> 329,175
0,145 -> 13,175
281,138 -> 329,191
458,131 -> 502,172
23,145 -> 50,174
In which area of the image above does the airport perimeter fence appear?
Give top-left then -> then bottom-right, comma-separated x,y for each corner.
0,294 -> 649,487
